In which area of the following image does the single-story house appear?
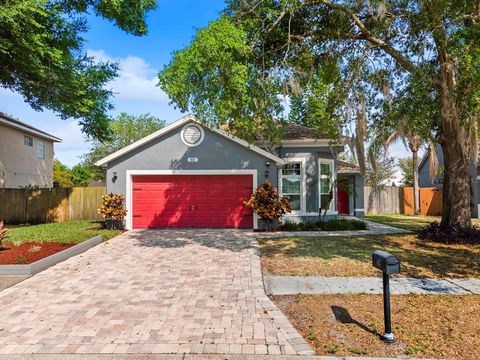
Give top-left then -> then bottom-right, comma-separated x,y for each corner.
96,115 -> 364,230
0,112 -> 61,188
418,144 -> 479,218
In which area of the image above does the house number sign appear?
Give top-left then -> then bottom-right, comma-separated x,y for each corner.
187,157 -> 199,163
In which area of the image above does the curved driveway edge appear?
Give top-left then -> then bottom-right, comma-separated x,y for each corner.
0,230 -> 314,356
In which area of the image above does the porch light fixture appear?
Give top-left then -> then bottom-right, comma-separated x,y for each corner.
112,171 -> 118,183
265,161 -> 271,178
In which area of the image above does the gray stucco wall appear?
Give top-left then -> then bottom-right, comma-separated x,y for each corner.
106,122 -> 276,196
354,174 -> 365,217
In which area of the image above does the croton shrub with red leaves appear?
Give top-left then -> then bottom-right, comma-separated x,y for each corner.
98,193 -> 128,221
243,180 -> 292,230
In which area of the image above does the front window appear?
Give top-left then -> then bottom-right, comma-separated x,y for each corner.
36,140 -> 46,159
320,161 -> 334,210
281,163 -> 302,211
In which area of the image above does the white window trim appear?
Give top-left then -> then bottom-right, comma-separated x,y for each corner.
278,158 -> 307,214
318,158 -> 336,212
125,169 -> 258,230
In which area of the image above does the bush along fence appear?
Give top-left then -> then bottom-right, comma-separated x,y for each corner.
365,186 -> 443,216
0,187 -> 106,224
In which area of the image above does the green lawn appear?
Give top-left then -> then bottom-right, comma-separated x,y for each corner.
259,233 -> 480,278
364,214 -> 441,231
365,214 -> 480,231
5,221 -> 122,245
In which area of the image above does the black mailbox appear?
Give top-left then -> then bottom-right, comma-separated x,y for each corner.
372,250 -> 400,275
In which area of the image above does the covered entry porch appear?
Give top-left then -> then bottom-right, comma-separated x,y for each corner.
336,161 -> 365,218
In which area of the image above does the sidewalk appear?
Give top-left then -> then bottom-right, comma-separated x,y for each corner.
265,276 -> 480,295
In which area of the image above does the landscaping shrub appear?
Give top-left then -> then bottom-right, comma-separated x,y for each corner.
317,219 -> 367,231
98,193 -> 128,230
418,221 -> 480,244
279,218 -> 367,231
279,220 -> 299,231
302,221 -> 318,231
244,180 -> 292,230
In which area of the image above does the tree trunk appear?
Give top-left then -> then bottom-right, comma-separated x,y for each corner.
412,150 -> 420,214
437,67 -> 472,227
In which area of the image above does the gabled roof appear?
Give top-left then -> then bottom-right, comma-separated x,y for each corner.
0,112 -> 62,142
95,115 -> 285,166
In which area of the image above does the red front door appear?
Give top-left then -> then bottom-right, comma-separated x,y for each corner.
337,189 -> 349,214
132,174 -> 253,229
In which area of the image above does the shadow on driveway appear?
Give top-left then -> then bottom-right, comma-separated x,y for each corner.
127,229 -> 254,252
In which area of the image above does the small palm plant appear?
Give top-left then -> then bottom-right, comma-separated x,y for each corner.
0,221 -> 7,250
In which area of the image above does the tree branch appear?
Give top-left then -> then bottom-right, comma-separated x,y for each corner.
314,0 -> 437,85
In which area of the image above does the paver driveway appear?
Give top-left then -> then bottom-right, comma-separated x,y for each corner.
0,230 -> 313,355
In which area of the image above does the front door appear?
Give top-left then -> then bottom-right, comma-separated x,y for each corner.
337,188 -> 349,214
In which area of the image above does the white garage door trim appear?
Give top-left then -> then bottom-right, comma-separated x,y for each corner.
125,169 -> 259,230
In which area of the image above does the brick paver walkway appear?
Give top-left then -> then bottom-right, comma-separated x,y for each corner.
0,230 -> 313,355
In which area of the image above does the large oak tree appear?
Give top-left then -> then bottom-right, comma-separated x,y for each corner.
160,0 -> 480,227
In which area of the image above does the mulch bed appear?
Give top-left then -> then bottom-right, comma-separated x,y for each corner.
273,294 -> 480,359
0,242 -> 75,265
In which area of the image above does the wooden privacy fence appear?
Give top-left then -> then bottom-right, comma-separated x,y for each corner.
364,186 -> 403,214
0,187 -> 106,224
403,187 -> 443,216
365,186 -> 443,216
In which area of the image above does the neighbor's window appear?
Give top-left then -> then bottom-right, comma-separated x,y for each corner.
281,163 -> 302,211
24,135 -> 33,147
36,140 -> 46,159
320,161 -> 333,210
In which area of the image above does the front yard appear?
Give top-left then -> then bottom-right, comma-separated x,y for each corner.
262,215 -> 480,359
365,214 -> 480,231
0,221 -> 122,264
260,233 -> 480,278
275,294 -> 480,359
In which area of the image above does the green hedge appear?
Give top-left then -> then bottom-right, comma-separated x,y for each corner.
279,218 -> 367,232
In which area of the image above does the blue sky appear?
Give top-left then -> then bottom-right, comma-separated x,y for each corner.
0,0 -> 411,166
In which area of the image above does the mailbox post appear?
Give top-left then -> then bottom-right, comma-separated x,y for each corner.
372,250 -> 400,344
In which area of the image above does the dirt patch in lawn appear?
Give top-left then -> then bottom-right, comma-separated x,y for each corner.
0,242 -> 75,264
259,234 -> 480,278
273,294 -> 480,359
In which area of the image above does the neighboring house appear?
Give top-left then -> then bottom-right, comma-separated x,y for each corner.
96,115 -> 364,230
0,112 -> 61,188
418,144 -> 478,218
379,169 -> 405,187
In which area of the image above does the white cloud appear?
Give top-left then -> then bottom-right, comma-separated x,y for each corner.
87,49 -> 169,103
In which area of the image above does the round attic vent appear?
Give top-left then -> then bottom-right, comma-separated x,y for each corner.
181,124 -> 204,147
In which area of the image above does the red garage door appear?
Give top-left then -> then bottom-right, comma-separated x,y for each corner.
132,174 -> 254,229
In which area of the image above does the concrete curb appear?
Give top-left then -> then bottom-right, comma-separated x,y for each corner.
0,235 -> 103,276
